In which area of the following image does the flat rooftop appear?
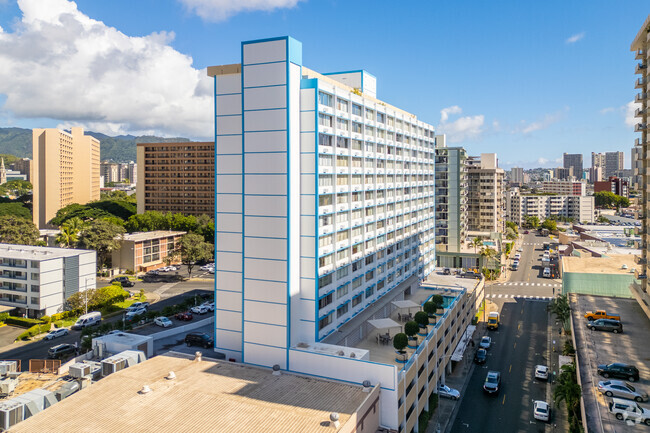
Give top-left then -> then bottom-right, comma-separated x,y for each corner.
562,254 -> 639,275
121,231 -> 186,242
0,244 -> 93,260
9,352 -> 370,433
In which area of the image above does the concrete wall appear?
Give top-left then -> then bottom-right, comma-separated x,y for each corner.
562,272 -> 637,298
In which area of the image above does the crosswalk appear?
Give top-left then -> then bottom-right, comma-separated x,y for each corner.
498,282 -> 561,287
486,293 -> 552,300
521,242 -> 543,246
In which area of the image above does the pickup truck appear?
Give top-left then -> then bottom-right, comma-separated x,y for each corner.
584,310 -> 621,321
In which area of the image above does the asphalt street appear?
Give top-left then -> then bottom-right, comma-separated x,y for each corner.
451,232 -> 553,433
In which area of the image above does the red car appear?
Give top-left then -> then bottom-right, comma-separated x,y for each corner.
524,230 -> 529,234
175,311 -> 193,321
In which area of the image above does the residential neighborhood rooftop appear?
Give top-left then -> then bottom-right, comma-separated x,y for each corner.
120,230 -> 186,242
562,254 -> 639,274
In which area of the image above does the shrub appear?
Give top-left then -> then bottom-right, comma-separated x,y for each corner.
429,294 -> 444,311
393,333 -> 408,353
0,312 -> 9,322
5,316 -> 44,328
404,321 -> 419,339
40,315 -> 51,324
162,306 -> 174,317
414,311 -> 429,328
16,323 -> 51,341
423,301 -> 436,317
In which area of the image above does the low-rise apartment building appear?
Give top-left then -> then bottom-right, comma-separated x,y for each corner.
0,244 -> 96,317
506,189 -> 595,225
594,176 -> 629,198
541,180 -> 586,196
111,231 -> 185,274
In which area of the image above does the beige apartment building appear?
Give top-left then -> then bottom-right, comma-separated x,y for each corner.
32,127 -> 100,228
467,153 -> 505,233
631,16 -> 650,320
136,142 -> 214,216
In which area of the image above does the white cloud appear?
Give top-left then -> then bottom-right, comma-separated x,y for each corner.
0,0 -> 213,139
625,100 -> 640,127
515,109 -> 567,134
537,157 -> 548,165
178,0 -> 303,21
599,107 -> 615,114
437,106 -> 484,143
565,32 -> 585,44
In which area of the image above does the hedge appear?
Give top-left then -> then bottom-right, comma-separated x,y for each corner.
5,317 -> 44,328
16,324 -> 51,340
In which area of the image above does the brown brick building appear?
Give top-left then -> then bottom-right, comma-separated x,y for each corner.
136,142 -> 214,216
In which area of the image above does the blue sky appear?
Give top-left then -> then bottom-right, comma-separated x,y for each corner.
0,0 -> 645,168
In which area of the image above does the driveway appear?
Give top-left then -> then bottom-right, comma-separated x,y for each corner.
0,325 -> 25,351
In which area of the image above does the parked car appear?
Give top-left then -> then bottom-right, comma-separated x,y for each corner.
154,317 -> 173,328
110,276 -> 135,288
201,302 -> 215,312
533,400 -> 550,422
514,253 -> 521,260
535,365 -> 549,381
185,332 -> 213,348
474,348 -> 487,364
587,319 -> 623,333
442,268 -> 451,275
598,363 -> 640,382
517,247 -> 523,252
125,308 -> 147,321
479,336 -> 492,349
598,380 -> 649,402
47,343 -> 77,359
44,328 -> 69,340
437,384 -> 460,400
608,397 -> 650,425
524,230 -> 529,234
146,270 -> 159,276
71,311 -> 102,330
463,270 -> 481,279
543,267 -> 551,278
584,310 -> 621,321
191,305 -> 209,315
127,302 -> 149,312
483,371 -> 501,394
175,311 -> 193,321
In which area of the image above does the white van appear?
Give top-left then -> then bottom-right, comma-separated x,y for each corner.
543,267 -> 551,278
71,311 -> 102,330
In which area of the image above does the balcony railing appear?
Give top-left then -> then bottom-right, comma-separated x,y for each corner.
636,108 -> 647,118
637,49 -> 647,60
636,93 -> 647,103
637,77 -> 648,89
634,255 -> 647,265
636,123 -> 648,133
636,63 -> 648,74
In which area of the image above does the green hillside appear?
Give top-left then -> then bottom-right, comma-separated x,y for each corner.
0,127 -> 191,163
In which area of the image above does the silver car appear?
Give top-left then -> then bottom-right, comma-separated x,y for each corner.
598,380 -> 648,402
437,384 -> 460,400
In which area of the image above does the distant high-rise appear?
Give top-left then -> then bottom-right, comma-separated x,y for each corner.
10,158 -> 32,182
32,127 -> 100,228
0,158 -> 6,185
563,153 -> 583,177
510,167 -> 524,185
604,151 -> 625,178
467,153 -> 505,233
591,152 -> 605,170
555,167 -> 573,180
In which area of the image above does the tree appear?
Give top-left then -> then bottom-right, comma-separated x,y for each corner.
480,247 -> 497,268
172,233 -> 213,278
0,202 -> 31,220
100,190 -> 136,204
414,311 -> 429,328
548,294 -> 571,330
0,180 -> 32,197
505,227 -> 517,240
77,219 -> 126,269
597,215 -> 610,223
524,215 -> 540,228
393,333 -> 408,354
541,218 -> 557,232
505,221 -> 518,234
404,321 -> 420,342
0,215 -> 41,245
56,225 -> 78,248
554,363 -> 582,429
423,301 -> 437,318
472,237 -> 483,253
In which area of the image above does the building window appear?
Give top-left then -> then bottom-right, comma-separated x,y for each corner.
30,261 -> 39,269
337,284 -> 349,297
337,265 -> 349,279
31,285 -> 39,292
352,103 -> 362,116
352,294 -> 363,307
365,285 -> 375,298
319,92 -> 333,107
319,293 -> 333,310
319,133 -> 333,147
337,98 -> 349,112
319,314 -> 333,330
31,273 -> 39,281
319,113 -> 333,127
30,297 -> 39,305
337,302 -> 349,318
319,273 -> 332,288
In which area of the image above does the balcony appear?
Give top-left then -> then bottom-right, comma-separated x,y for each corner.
635,268 -> 647,280
637,49 -> 647,60
636,63 -> 648,75
637,77 -> 648,89
636,123 -> 648,133
635,255 -> 647,265
636,137 -> 645,146
636,93 -> 647,103
636,108 -> 647,119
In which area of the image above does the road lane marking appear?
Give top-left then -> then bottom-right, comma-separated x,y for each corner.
509,364 -> 512,373
514,342 -> 517,349
502,395 -> 506,405
518,323 -> 521,330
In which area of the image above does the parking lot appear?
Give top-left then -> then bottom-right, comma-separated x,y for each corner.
572,295 -> 650,432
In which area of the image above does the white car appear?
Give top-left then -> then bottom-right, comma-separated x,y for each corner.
479,336 -> 492,349
191,305 -> 209,315
608,397 -> 650,425
533,400 -> 550,422
44,328 -> 69,340
535,365 -> 549,381
543,267 -> 551,278
517,247 -> 523,252
201,302 -> 215,312
125,307 -> 147,320
437,384 -> 460,400
514,254 -> 521,260
154,317 -> 173,328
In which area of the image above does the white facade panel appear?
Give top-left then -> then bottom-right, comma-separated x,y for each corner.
300,154 -> 315,174
216,135 -> 242,155
216,194 -> 242,213
300,237 -> 315,258
244,342 -> 286,369
216,310 -> 242,332
244,237 -> 287,260
215,175 -> 242,194
244,216 -> 287,238
216,213 -> 243,233
244,322 -> 286,348
216,329 -> 242,351
244,86 -> 286,110
244,279 -> 287,303
216,252 -> 242,272
300,173 -> 315,194
216,233 -> 243,252
216,271 -> 242,292
244,109 -> 287,132
244,300 -> 287,326
300,215 -> 316,235
244,131 -> 287,153
300,257 -> 315,279
244,196 -> 287,217
243,63 -> 287,88
244,174 -> 286,195
216,94 -> 242,116
243,39 -> 286,65
300,88 -> 315,111
300,112 -> 315,132
300,196 -> 315,216
244,258 -> 286,282
245,153 -> 287,174
216,155 -> 242,174
300,132 -> 315,153
216,74 -> 241,94
216,115 -> 242,135
216,290 -> 242,312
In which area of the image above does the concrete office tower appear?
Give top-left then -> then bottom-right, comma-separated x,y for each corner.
136,142 -> 214,216
605,151 -> 625,178
208,37 -> 447,430
592,152 -> 605,170
633,145 -> 643,191
11,158 -> 32,182
467,153 -> 505,233
588,166 -> 603,183
594,176 -> 629,198
563,153 -> 583,177
510,167 -> 524,185
434,137 -> 468,255
32,127 -> 100,228
554,166 -> 573,180
631,16 -> 650,320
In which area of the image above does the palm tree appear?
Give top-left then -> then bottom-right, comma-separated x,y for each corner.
480,247 -> 497,268
548,294 -> 571,330
56,225 -> 78,248
554,363 -> 582,423
472,237 -> 483,253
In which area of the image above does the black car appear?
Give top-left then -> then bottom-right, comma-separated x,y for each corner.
110,276 -> 135,288
598,363 -> 640,382
48,343 -> 77,359
474,348 -> 487,364
442,268 -> 451,275
185,332 -> 213,349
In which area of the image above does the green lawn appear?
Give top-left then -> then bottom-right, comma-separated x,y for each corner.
53,318 -> 77,328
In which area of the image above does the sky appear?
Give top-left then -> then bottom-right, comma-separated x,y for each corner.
0,0 -> 645,169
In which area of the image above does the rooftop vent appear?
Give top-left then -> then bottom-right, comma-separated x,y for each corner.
337,350 -> 345,356
329,412 -> 340,429
272,364 -> 281,376
194,352 -> 202,362
166,371 -> 176,380
362,380 -> 372,393
139,385 -> 151,394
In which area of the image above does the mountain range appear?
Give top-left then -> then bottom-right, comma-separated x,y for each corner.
0,127 -> 191,162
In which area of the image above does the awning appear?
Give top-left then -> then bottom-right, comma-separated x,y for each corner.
391,300 -> 420,312
451,325 -> 476,362
368,318 -> 402,332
